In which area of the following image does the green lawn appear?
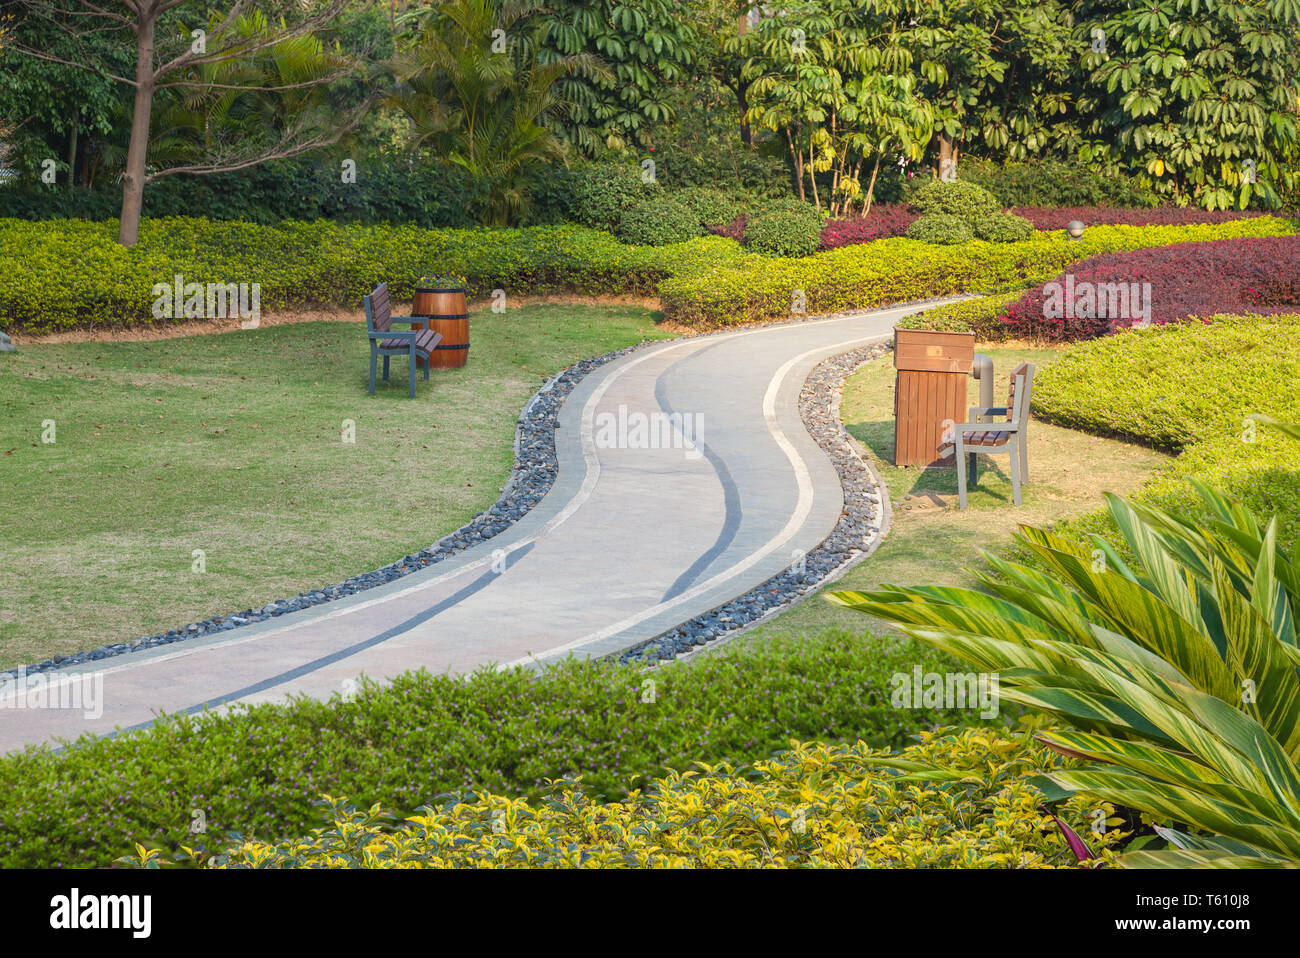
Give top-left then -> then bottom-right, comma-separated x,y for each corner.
733,346 -> 1170,645
0,304 -> 671,667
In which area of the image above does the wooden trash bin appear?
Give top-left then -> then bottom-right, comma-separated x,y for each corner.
893,327 -> 974,467
412,287 -> 470,369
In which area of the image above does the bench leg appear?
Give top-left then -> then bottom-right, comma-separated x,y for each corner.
1020,431 -> 1029,485
956,440 -> 968,510
383,355 -> 390,382
369,345 -> 377,395
423,353 -> 429,380
1009,443 -> 1022,506
408,349 -> 416,399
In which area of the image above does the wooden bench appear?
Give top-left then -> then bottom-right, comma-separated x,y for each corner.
938,362 -> 1035,509
365,282 -> 443,398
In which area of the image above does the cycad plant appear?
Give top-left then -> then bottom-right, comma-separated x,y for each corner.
390,0 -> 609,225
829,480 -> 1300,867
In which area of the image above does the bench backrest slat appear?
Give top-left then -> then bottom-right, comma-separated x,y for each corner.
365,282 -> 392,334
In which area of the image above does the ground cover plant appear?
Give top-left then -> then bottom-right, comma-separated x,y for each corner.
1009,206 -> 1268,231
0,629 -> 974,868
127,726 -> 1123,869
997,235 -> 1300,340
0,305 -> 672,665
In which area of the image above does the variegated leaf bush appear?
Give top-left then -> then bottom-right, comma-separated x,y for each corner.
830,483 -> 1300,867
122,727 -> 1124,869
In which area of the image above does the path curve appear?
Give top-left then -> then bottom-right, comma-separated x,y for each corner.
0,299 -> 956,753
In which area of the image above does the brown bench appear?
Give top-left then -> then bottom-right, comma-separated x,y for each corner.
365,282 -> 443,398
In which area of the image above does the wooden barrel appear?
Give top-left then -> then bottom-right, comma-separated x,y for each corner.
412,287 -> 469,369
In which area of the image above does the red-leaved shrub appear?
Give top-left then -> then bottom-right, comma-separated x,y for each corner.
818,204 -> 918,249
708,214 -> 747,243
1008,206 -> 1267,231
998,235 -> 1300,341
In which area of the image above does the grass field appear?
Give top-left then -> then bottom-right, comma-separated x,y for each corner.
733,346 -> 1169,645
0,304 -> 671,667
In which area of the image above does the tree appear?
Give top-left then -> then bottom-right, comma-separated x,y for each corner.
6,0 -> 371,245
1073,0 -> 1300,209
734,0 -> 932,214
390,0 -> 609,225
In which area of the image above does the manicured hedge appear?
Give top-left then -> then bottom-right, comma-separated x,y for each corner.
139,727 -> 1123,869
1032,314 -> 1300,551
0,629 -> 975,868
1009,205 -> 1268,231
657,216 -> 1296,327
959,158 -> 1158,208
2,214 -> 1294,333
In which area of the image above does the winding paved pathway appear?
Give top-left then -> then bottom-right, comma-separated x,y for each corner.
1,299 -> 957,753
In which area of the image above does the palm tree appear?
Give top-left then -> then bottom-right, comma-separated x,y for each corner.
390,0 -> 609,225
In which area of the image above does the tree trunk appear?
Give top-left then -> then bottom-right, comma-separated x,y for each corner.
736,85 -> 751,147
118,10 -> 157,247
786,127 -> 804,201
938,133 -> 956,181
66,127 -> 77,188
808,142 -> 820,210
863,156 -> 879,215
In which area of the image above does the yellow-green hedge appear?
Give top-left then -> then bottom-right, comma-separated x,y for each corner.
3,215 -> 1293,334
128,727 -> 1126,869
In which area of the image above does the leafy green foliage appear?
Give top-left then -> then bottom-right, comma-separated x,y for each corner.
831,484 -> 1300,866
0,630 -> 973,867
671,186 -> 744,229
1,213 -> 1293,333
974,212 -> 1035,243
960,158 -> 1158,208
1075,0 -> 1300,210
541,0 -> 696,153
743,198 -> 826,256
906,212 -> 976,244
616,196 -> 702,245
906,179 -> 1001,218
566,160 -> 661,231
1033,314 -> 1300,554
128,727 -> 1123,869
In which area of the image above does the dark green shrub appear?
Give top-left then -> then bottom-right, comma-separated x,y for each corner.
974,212 -> 1035,243
743,199 -> 824,257
960,158 -> 1158,208
905,213 -> 975,244
616,196 -> 703,246
0,157 -> 487,228
905,180 -> 1000,220
0,629 -> 975,867
672,186 -> 743,228
568,161 -> 661,233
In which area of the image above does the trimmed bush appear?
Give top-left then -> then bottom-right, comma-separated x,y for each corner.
0,629 -> 976,868
616,196 -> 703,246
974,212 -> 1034,243
896,291 -> 1025,339
906,180 -> 1001,220
1032,314 -> 1300,551
671,186 -> 744,229
658,217 -> 1294,328
905,213 -> 975,244
743,199 -> 825,257
818,204 -> 918,249
1009,205 -> 1270,231
567,162 -> 661,232
131,727 -> 1124,869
